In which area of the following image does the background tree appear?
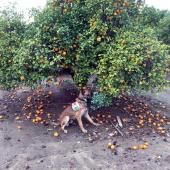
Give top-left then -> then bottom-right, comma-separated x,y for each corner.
0,5 -> 26,88
157,15 -> 170,45
138,6 -> 169,27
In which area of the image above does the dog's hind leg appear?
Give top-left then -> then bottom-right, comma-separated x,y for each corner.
61,116 -> 70,133
84,110 -> 100,126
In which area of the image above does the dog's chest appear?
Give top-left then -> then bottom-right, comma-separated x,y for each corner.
72,102 -> 81,111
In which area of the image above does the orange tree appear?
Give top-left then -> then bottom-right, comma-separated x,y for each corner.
0,6 -> 26,88
138,6 -> 170,45
157,14 -> 170,45
138,6 -> 169,28
0,0 -> 169,100
13,0 -> 138,87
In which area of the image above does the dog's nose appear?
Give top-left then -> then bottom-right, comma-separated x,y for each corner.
86,95 -> 91,99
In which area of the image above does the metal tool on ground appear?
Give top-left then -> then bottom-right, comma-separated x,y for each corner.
110,120 -> 124,137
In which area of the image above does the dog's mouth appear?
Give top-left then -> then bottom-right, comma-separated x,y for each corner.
79,97 -> 87,101
84,93 -> 91,99
78,97 -> 88,102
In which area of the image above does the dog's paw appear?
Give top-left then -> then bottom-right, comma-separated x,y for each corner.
82,129 -> 88,133
64,129 -> 68,134
94,123 -> 100,126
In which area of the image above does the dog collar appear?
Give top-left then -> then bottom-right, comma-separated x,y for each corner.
78,98 -> 87,102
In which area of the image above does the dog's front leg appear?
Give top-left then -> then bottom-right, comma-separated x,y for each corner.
61,116 -> 70,133
84,110 -> 100,126
76,115 -> 87,133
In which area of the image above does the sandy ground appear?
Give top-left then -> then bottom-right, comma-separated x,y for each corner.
0,82 -> 170,170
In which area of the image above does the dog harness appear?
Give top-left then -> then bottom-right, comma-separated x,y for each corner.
72,102 -> 80,111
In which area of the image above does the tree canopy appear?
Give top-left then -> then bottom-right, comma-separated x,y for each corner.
0,0 -> 169,98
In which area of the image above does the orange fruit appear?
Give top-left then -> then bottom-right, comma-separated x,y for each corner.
110,145 -> 116,150
32,119 -> 36,123
160,119 -> 164,123
113,12 -> 117,16
142,145 -> 148,149
53,132 -> 59,137
107,142 -> 112,148
17,125 -> 22,129
64,9 -> 67,13
54,47 -> 59,52
161,130 -> 166,134
144,142 -> 149,146
131,146 -> 138,150
153,122 -> 156,126
15,116 -> 20,120
138,145 -> 144,149
73,44 -> 77,48
62,51 -> 67,56
20,76 -> 25,81
96,36 -> 102,42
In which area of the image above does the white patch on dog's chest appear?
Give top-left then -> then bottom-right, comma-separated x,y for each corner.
72,102 -> 80,111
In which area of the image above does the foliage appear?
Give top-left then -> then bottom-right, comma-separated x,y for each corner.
0,6 -> 26,88
1,0 -> 144,88
157,15 -> 170,45
91,92 -> 113,110
97,27 -> 169,95
137,6 -> 170,47
138,6 -> 169,27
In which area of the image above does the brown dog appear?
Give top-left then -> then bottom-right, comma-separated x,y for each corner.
58,88 -> 99,133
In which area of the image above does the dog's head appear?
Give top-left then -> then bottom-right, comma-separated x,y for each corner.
78,87 -> 91,100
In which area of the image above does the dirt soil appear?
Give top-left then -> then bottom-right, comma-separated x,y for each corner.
0,80 -> 170,170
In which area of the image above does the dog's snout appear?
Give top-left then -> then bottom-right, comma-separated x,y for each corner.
85,93 -> 91,99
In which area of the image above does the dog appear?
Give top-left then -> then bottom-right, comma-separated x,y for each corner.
58,88 -> 99,133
